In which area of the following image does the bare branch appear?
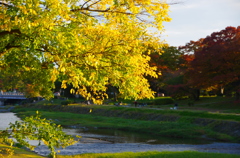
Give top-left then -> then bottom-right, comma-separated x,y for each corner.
87,0 -> 101,9
81,0 -> 92,9
71,7 -> 133,16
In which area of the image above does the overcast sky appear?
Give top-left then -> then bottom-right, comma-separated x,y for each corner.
161,0 -> 240,47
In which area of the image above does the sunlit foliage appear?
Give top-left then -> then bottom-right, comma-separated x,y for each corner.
0,0 -> 171,103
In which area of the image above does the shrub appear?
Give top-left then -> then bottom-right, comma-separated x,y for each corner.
61,100 -> 73,106
151,98 -> 174,105
5,111 -> 77,158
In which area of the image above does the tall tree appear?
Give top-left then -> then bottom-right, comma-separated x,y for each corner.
162,52 -> 196,100
147,46 -> 184,94
180,26 -> 240,96
0,0 -> 171,103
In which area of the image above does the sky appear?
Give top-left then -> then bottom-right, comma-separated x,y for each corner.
161,0 -> 240,47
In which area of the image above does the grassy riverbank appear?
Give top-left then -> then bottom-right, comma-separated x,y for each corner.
13,109 -> 210,140
12,103 -> 240,142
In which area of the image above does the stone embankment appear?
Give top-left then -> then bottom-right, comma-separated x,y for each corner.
0,106 -> 15,113
22,104 -> 240,139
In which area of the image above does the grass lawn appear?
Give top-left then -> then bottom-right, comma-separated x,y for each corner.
35,96 -> 240,113
0,144 -> 44,158
1,147 -> 239,158
57,151 -> 240,158
160,96 -> 240,113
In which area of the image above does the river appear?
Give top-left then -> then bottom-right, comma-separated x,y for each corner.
1,112 -> 240,156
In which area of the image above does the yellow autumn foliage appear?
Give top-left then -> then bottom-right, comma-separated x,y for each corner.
0,0 -> 171,103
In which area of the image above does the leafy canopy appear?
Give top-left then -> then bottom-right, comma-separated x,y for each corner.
180,26 -> 240,91
0,0 -> 171,103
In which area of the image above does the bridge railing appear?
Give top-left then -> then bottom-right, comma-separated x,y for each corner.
0,91 -> 26,99
0,91 -> 25,96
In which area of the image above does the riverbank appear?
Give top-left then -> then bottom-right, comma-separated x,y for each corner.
1,108 -> 240,157
0,105 -> 15,113
34,141 -> 240,156
12,104 -> 240,142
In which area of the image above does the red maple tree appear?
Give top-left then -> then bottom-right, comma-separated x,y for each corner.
180,26 -> 240,96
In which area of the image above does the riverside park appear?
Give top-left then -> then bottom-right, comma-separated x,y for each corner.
1,96 -> 240,158
1,0 -> 240,158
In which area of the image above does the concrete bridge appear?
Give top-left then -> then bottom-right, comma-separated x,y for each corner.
0,91 -> 26,105
0,92 -> 26,99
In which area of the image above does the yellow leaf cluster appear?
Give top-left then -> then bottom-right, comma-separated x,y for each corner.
0,0 -> 171,103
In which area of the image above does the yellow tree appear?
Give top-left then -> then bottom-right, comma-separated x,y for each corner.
0,0 -> 171,103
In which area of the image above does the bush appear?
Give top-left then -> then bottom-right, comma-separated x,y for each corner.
151,98 -> 174,105
61,100 -> 73,106
5,111 -> 77,158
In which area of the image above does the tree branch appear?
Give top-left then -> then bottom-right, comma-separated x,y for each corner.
79,11 -> 94,17
71,7 -> 133,15
87,0 -> 101,9
0,2 -> 14,8
5,43 -> 21,50
0,44 -> 21,57
0,29 -> 21,37
81,0 -> 92,10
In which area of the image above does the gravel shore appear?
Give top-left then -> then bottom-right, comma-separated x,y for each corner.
34,138 -> 240,156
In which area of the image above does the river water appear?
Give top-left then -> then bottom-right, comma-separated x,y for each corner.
1,112 -> 240,156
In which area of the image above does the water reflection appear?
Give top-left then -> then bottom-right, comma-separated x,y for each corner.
0,112 -> 21,130
63,128 -> 212,145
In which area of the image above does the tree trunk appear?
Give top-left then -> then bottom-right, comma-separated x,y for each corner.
236,91 -> 240,101
192,89 -> 200,101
